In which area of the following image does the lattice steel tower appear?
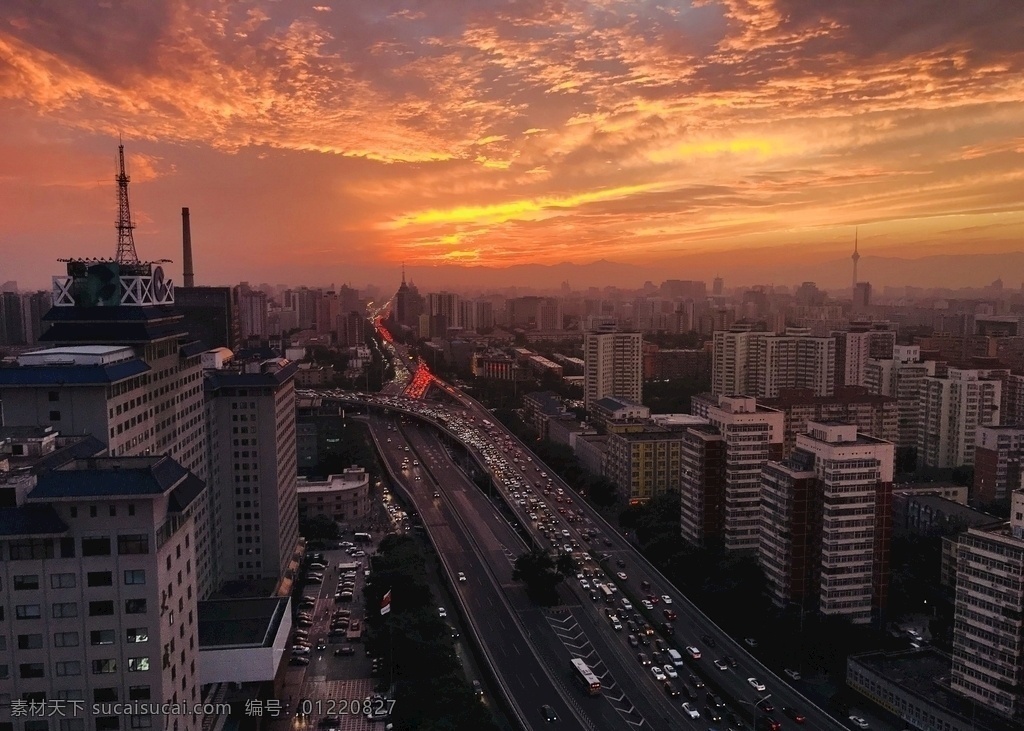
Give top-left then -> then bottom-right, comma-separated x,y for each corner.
114,142 -> 140,264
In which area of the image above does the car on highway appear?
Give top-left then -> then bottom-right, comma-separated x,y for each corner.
334,645 -> 355,656
316,639 -> 327,651
458,572 -> 467,582
757,699 -> 775,713
663,664 -> 678,679
616,571 -> 628,580
289,656 -> 310,666
714,659 -> 729,671
686,645 -> 702,659
748,677 -> 767,692
849,716 -> 870,729
783,707 -> 806,723
438,607 -> 447,618
663,680 -> 680,697
642,599 -> 654,610
651,666 -> 667,681
682,703 -> 701,719
700,632 -> 714,645
688,673 -> 705,688
784,668 -> 802,681
628,634 -> 638,647
745,637 -> 759,648
540,704 -> 558,723
724,654 -> 738,667
661,595 -> 672,604
291,646 -> 310,655
706,706 -> 723,722
637,652 -> 651,665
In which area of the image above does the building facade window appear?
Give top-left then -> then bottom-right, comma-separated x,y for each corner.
81,537 -> 111,556
91,659 -> 117,674
13,575 -> 39,590
118,535 -> 149,555
15,605 -> 41,620
87,571 -> 113,587
124,570 -> 146,585
88,601 -> 114,617
50,573 -> 77,589
51,603 -> 77,619
126,628 -> 148,643
53,632 -> 79,648
90,630 -> 115,645
127,658 -> 150,672
125,599 -> 147,615
55,661 -> 81,677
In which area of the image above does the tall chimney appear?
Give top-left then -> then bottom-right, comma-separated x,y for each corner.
181,207 -> 195,288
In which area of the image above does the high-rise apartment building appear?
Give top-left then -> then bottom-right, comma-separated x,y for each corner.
950,489 -> 1024,719
758,328 -> 836,398
427,292 -> 461,332
203,352 -> 300,585
712,325 -> 762,396
0,440 -> 205,731
713,325 -> 836,399
760,422 -> 894,624
973,425 -> 1024,503
692,394 -> 784,552
761,386 -> 898,457
605,428 -> 683,504
583,330 -> 642,412
919,368 -> 1002,469
864,345 -> 937,466
679,425 -> 726,547
836,323 -> 898,387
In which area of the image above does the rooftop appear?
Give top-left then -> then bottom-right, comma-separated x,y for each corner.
197,597 -> 289,649
28,455 -> 204,512
0,358 -> 150,386
850,649 -> 1021,731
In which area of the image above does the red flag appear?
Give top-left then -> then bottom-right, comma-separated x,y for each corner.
380,590 -> 391,616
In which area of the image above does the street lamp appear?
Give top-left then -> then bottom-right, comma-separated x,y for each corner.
738,695 -> 771,731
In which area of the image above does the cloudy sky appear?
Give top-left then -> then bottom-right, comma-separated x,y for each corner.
2,0 -> 1023,290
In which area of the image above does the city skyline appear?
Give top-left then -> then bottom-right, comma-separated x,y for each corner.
2,1 -> 1024,289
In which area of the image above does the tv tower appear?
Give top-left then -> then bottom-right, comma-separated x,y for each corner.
114,142 -> 140,265
851,228 -> 860,292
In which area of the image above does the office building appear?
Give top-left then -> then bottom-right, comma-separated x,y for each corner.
760,422 -> 894,624
973,425 -> 1024,503
0,264 -> 215,598
296,466 -> 370,527
174,286 -> 239,351
203,351 -> 300,585
0,443 -> 205,731
427,292 -> 461,331
235,285 -> 268,342
919,368 -> 1002,469
583,330 -> 642,411
950,489 -> 1024,719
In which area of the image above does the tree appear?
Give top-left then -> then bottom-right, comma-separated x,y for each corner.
299,514 -> 338,541
512,549 -> 564,605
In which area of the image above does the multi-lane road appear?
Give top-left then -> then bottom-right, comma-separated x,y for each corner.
301,347 -> 854,731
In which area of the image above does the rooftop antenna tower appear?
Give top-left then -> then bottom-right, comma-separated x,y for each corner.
851,227 -> 860,292
114,140 -> 140,265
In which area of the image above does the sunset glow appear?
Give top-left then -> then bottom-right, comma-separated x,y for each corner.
2,1 -> 1023,288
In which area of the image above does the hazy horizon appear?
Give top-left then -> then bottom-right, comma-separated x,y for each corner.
3,2 -> 1023,291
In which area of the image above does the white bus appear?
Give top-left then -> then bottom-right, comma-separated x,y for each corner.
570,658 -> 601,696
599,584 -> 615,605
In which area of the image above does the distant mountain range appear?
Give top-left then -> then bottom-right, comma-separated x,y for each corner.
384,251 -> 1024,293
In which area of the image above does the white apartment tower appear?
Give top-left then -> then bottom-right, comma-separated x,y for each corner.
761,424 -> 896,624
919,368 -> 1002,469
0,449 -> 204,731
701,395 -> 784,552
583,330 -> 642,412
757,328 -> 836,398
950,489 -> 1024,719
864,345 -> 937,463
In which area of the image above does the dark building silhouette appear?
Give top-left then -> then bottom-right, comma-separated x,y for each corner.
175,286 -> 240,350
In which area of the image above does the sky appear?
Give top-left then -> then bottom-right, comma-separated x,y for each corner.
2,0 -> 1024,291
